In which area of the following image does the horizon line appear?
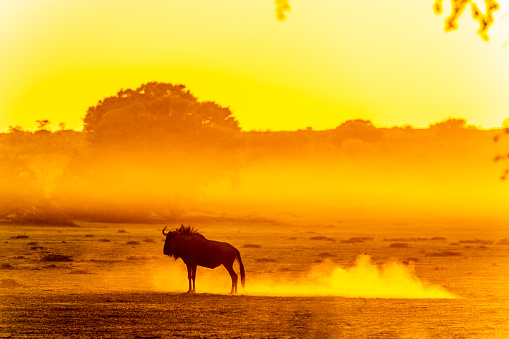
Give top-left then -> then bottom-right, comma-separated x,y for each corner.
1,116 -> 506,134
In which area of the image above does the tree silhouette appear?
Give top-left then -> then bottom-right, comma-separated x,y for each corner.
493,128 -> 509,179
333,120 -> 383,145
0,129 -> 77,225
36,120 -> 50,130
84,82 -> 239,143
61,82 -> 242,222
429,118 -> 469,136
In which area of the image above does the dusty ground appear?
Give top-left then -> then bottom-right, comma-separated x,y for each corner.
1,219 -> 508,338
3,291 -> 503,338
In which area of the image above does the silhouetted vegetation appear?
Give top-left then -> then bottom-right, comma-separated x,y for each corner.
58,82 -> 242,222
244,244 -> 262,248
431,237 -> 447,241
69,269 -> 90,275
405,257 -> 419,263
41,254 -> 73,262
0,128 -> 83,225
256,258 -> 277,263
459,239 -> 494,245
493,127 -> 509,179
384,238 -> 429,242
340,237 -> 374,244
126,241 -> 141,246
433,0 -> 499,41
425,251 -> 462,257
280,0 -> 500,40
310,236 -> 335,242
1,82 -> 508,224
389,243 -> 411,248
1,263 -> 16,270
9,235 -> 29,239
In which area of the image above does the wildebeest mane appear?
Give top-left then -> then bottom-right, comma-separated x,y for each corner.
177,225 -> 205,238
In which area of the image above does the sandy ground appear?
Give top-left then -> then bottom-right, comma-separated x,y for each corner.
1,220 -> 509,338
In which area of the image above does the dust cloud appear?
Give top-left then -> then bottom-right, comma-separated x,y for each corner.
151,255 -> 456,299
247,255 -> 456,299
203,119 -> 509,222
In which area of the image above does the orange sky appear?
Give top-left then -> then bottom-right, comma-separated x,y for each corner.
1,0 -> 509,131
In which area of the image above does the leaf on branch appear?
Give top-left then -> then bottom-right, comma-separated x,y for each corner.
435,0 -> 500,40
275,0 -> 291,21
434,0 -> 444,14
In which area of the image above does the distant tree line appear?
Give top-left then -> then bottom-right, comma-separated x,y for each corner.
0,82 -> 506,225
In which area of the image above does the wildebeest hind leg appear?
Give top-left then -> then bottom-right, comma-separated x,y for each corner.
191,265 -> 197,293
225,264 -> 238,294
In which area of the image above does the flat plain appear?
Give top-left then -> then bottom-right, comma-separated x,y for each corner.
1,219 -> 508,338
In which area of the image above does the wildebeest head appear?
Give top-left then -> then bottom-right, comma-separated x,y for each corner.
163,225 -> 203,259
162,226 -> 179,257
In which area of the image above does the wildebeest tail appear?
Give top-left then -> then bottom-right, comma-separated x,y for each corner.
236,249 -> 246,289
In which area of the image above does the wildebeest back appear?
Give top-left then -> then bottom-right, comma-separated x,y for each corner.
179,235 -> 238,269
163,225 -> 246,293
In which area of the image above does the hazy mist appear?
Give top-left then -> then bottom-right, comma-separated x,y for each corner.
1,83 -> 508,226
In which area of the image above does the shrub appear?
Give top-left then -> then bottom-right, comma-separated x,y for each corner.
126,241 -> 140,245
310,236 -> 335,242
389,243 -> 410,248
243,244 -> 261,248
41,254 -> 73,262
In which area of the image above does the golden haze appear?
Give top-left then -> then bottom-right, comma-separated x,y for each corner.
1,83 -> 508,226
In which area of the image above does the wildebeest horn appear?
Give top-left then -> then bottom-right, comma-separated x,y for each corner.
162,226 -> 168,235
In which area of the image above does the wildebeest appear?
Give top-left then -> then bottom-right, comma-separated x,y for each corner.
162,225 -> 245,294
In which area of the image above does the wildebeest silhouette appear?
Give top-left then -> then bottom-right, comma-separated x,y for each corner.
162,225 -> 245,294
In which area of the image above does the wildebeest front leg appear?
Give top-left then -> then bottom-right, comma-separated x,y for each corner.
225,264 -> 238,294
186,265 -> 195,293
